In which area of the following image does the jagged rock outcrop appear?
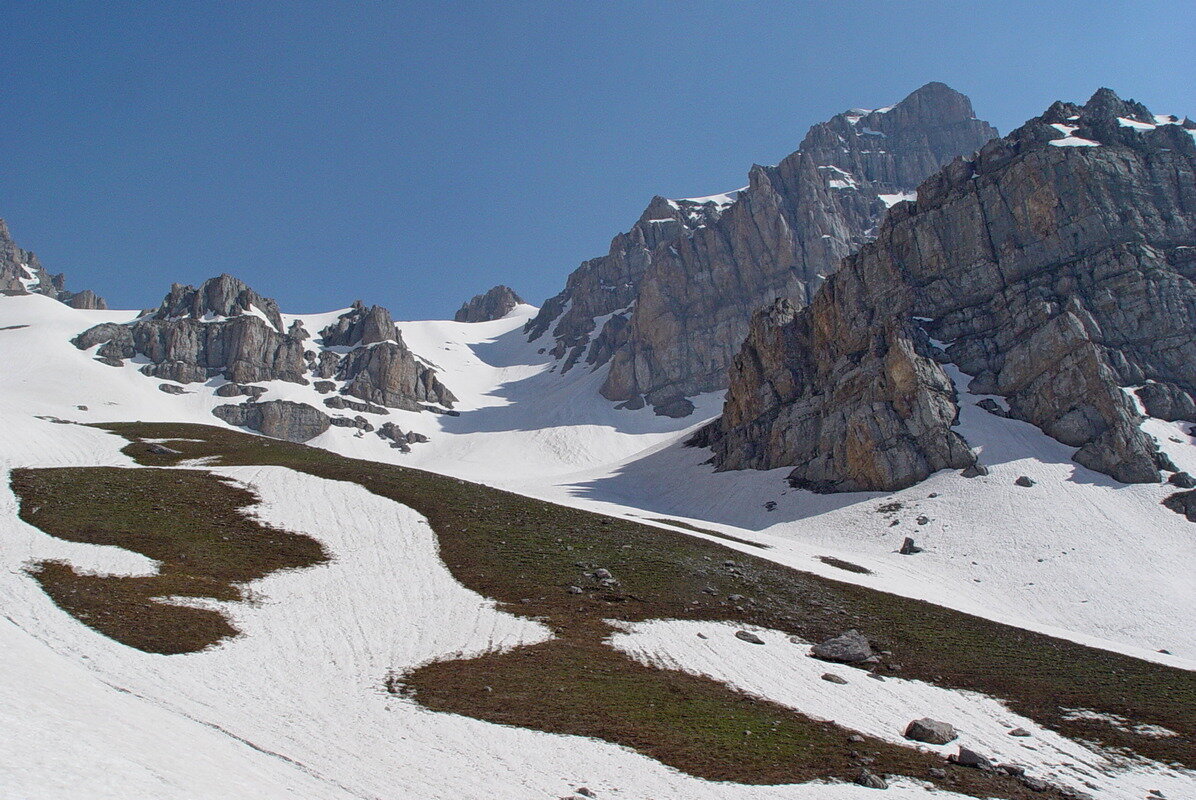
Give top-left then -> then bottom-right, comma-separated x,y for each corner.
526,193 -> 739,371
212,400 -> 331,442
73,276 -> 308,385
0,218 -> 107,308
529,83 -> 998,410
319,301 -> 397,346
154,274 -> 283,330
72,275 -> 456,412
701,89 -> 1196,491
318,302 -> 457,411
454,285 -> 524,323
337,344 -> 456,411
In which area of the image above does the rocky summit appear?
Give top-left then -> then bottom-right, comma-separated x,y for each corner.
454,285 -> 524,323
699,89 -> 1196,492
528,82 -> 998,413
0,218 -> 106,309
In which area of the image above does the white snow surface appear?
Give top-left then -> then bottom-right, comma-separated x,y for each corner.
611,620 -> 1194,800
2,291 -> 1195,798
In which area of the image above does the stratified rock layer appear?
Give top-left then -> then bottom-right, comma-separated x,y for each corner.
0,218 -> 107,308
454,285 -> 524,323
529,83 -> 999,410
702,89 -> 1196,491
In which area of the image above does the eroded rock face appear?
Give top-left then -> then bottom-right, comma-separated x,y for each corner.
73,277 -> 309,386
702,89 -> 1196,491
319,301 -> 397,347
454,285 -> 524,323
71,275 -> 457,413
212,400 -> 330,443
528,83 -> 999,411
337,344 -> 456,411
0,218 -> 107,308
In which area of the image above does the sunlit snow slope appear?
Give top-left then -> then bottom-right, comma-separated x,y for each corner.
1,292 -> 1193,800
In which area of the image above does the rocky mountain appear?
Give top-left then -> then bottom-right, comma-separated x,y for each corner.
528,82 -> 999,414
0,218 -> 106,309
72,275 -> 456,430
454,285 -> 524,322
698,89 -> 1196,492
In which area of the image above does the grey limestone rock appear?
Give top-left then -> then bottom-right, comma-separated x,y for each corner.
528,83 -> 999,413
810,630 -> 873,664
0,218 -> 108,308
212,399 -> 330,443
904,718 -> 958,745
702,89 -> 1196,490
454,285 -> 524,322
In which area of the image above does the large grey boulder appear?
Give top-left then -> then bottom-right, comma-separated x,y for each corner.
904,718 -> 958,744
810,630 -> 873,663
212,400 -> 330,443
528,83 -> 999,411
454,285 -> 524,323
701,89 -> 1196,490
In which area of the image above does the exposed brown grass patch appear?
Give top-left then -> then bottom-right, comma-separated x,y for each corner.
88,422 -> 1196,788
12,466 -> 328,654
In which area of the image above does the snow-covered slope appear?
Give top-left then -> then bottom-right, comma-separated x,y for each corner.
2,291 -> 1194,799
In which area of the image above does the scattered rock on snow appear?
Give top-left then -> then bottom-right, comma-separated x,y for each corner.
821,673 -> 848,684
158,383 -> 187,395
899,537 -> 923,555
735,630 -> 765,645
1015,475 -> 1036,487
951,746 -> 993,770
810,630 -> 872,663
1167,471 -> 1196,488
1008,727 -> 1032,737
903,718 -> 958,745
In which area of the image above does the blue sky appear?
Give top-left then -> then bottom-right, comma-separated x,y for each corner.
1,1 -> 1191,317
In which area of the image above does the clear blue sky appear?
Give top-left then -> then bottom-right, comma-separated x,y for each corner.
1,1 -> 1191,317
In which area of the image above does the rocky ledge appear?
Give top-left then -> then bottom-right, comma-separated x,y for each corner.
699,89 -> 1196,491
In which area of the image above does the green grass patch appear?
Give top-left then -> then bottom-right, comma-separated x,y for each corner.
75,422 -> 1196,787
12,466 -> 328,654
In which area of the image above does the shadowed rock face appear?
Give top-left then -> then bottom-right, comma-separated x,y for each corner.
72,275 -> 456,412
700,89 -> 1196,491
528,83 -> 999,411
0,218 -> 107,308
454,285 -> 524,323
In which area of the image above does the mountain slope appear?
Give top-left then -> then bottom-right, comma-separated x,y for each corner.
700,89 -> 1196,492
529,82 -> 999,414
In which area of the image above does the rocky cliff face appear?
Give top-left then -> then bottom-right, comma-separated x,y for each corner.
0,218 -> 107,309
72,275 -> 456,413
528,83 -> 998,410
454,285 -> 524,323
700,89 -> 1196,491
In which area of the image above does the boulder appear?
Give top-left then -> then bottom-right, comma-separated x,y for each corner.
903,718 -> 958,745
734,630 -> 765,645
212,400 -> 330,443
810,630 -> 873,663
